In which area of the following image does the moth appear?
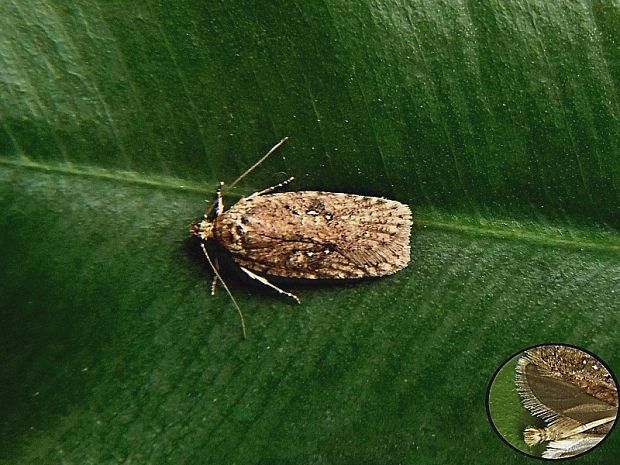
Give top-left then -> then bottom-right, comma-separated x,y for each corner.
190,138 -> 412,338
515,345 -> 618,459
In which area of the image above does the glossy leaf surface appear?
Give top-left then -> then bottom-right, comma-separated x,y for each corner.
1,1 -> 619,463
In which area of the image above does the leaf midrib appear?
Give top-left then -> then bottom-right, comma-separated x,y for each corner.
1,155 -> 619,253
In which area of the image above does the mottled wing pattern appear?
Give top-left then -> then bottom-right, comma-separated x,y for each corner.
523,346 -> 618,407
213,191 -> 412,279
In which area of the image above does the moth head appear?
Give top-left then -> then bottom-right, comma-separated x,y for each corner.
524,427 -> 547,446
190,218 -> 214,240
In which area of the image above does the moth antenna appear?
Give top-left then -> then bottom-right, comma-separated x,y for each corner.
200,138 -> 289,220
215,181 -> 225,216
228,137 -> 288,190
200,242 -> 247,339
201,180 -> 225,220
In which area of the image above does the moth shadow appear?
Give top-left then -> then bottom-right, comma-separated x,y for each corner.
185,237 -> 374,301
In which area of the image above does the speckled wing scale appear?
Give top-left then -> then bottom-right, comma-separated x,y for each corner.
215,192 -> 411,279
190,138 -> 412,338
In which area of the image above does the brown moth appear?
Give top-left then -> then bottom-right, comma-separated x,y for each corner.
190,138 -> 412,338
515,345 -> 618,459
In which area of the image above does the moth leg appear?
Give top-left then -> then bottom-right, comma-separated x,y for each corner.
215,181 -> 225,216
527,415 -> 615,446
245,176 -> 295,200
239,266 -> 301,304
211,274 -> 219,295
210,257 -> 220,295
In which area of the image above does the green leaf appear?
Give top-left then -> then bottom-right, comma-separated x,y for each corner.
487,357 -> 547,458
1,2 -> 619,464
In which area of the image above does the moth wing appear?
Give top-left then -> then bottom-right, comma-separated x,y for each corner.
230,231 -> 410,279
218,192 -> 412,279
334,239 -> 409,270
516,357 -> 618,426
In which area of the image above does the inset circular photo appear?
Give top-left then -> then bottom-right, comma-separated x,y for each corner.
486,344 -> 618,460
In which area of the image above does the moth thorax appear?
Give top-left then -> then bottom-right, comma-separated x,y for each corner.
190,218 -> 214,240
524,427 -> 550,445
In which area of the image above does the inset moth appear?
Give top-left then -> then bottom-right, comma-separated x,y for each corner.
516,345 -> 618,459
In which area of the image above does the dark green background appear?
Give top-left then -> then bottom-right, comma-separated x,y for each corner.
1,1 -> 619,464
